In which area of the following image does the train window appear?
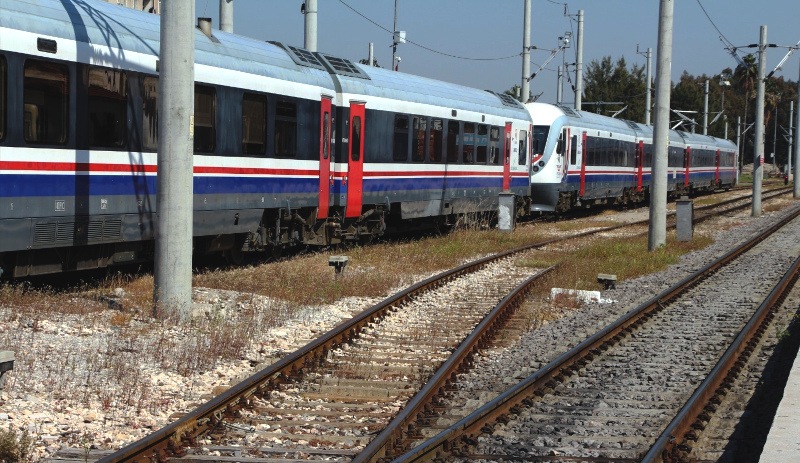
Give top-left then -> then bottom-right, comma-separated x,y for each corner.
0,56 -> 5,141
88,67 -> 128,148
556,131 -> 564,155
274,100 -> 297,158
393,115 -> 409,161
23,60 -> 69,144
570,135 -> 577,165
489,126 -> 500,164
350,116 -> 361,161
142,76 -> 158,150
412,116 -> 427,162
242,93 -> 267,155
446,121 -> 460,163
462,123 -> 475,164
476,124 -> 488,163
194,85 -> 216,153
518,129 -> 527,165
532,125 -> 548,156
429,118 -> 443,162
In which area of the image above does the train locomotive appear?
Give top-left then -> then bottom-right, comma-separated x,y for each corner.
0,0 -> 532,278
525,102 -> 738,212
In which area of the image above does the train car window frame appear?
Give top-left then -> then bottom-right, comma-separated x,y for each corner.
429,118 -> 443,163
393,114 -> 409,161
476,124 -> 488,164
411,116 -> 427,162
489,126 -> 501,165
141,76 -> 158,151
242,92 -> 267,156
446,120 -> 460,163
518,129 -> 527,166
570,135 -> 577,165
350,115 -> 361,161
274,100 -> 298,158
194,84 -> 216,153
23,59 -> 70,145
462,122 -> 475,164
0,56 -> 5,141
88,66 -> 128,149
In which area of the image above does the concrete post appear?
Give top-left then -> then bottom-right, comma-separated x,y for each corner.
648,0 -> 673,251
788,101 -> 794,179
368,42 -> 374,66
574,10 -> 584,111
155,0 -> 195,317
703,79 -> 709,135
521,0 -> 531,103
752,25 -> 767,217
557,66 -> 563,105
392,0 -> 398,70
795,59 -> 800,198
645,47 -> 652,125
219,0 -> 233,33
736,116 -> 742,185
304,0 -> 317,52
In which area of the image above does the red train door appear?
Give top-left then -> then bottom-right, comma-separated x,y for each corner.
636,140 -> 644,192
503,122 -> 512,191
345,102 -> 365,218
715,149 -> 721,185
580,132 -> 587,197
318,97 -> 333,219
684,147 -> 691,188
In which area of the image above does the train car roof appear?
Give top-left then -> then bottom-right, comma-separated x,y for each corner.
336,64 -> 531,120
1,0 -> 334,90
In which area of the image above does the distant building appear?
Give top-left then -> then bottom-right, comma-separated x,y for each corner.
102,0 -> 160,14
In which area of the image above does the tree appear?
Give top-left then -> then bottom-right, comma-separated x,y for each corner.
582,56 -> 646,122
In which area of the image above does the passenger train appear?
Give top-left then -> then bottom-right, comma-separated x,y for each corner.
526,103 -> 738,212
0,0 -> 737,279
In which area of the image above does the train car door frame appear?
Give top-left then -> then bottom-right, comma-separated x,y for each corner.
715,149 -> 721,186
503,122 -> 512,191
318,96 -> 333,219
345,101 -> 366,218
684,147 -> 691,188
636,140 -> 644,192
579,132 -> 587,197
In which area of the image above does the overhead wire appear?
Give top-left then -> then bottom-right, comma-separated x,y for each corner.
336,0 -> 521,61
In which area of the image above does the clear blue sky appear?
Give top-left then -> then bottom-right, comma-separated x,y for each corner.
194,0 -> 799,104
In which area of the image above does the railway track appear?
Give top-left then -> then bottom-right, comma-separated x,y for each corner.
390,206 -> 800,463
47,187 -> 793,463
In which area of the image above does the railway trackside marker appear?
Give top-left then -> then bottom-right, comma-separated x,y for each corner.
597,274 -> 617,290
0,351 -> 14,389
329,256 -> 349,275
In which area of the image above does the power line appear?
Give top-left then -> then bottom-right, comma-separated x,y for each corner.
336,0 -> 521,61
694,0 -> 735,49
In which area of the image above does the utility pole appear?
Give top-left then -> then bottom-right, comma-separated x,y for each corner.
219,0 -> 233,33
645,47 -> 652,125
155,0 -> 194,318
303,0 -> 317,51
795,58 -> 800,198
788,101 -> 794,178
574,9 -> 584,110
557,66 -> 564,105
392,0 -> 399,70
521,0 -> 531,103
368,42 -> 374,67
648,0 -> 673,251
703,79 -> 709,135
752,25 -> 767,217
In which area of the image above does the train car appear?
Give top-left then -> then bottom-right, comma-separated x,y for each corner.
525,102 -> 737,212
0,0 -> 532,278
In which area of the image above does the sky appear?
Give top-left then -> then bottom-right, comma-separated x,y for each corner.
193,0 -> 800,105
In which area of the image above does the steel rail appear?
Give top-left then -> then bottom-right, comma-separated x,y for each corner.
353,266 -> 558,463
97,188 -> 791,463
643,254 -> 800,463
389,207 -> 800,463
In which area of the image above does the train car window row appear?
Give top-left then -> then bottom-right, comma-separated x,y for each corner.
242,92 -> 267,155
0,56 -> 6,141
584,136 -> 636,167
88,66 -> 128,148
24,59 -> 69,145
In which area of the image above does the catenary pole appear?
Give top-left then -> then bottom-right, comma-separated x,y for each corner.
788,101 -> 794,177
219,0 -> 233,33
392,0 -> 398,70
304,0 -> 317,51
557,66 -> 563,105
645,47 -> 652,125
752,25 -> 767,217
795,58 -> 800,198
368,42 -> 374,67
155,0 -> 195,318
521,0 -> 531,103
574,9 -> 584,110
736,116 -> 742,185
703,79 -> 709,135
648,0 -> 673,251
